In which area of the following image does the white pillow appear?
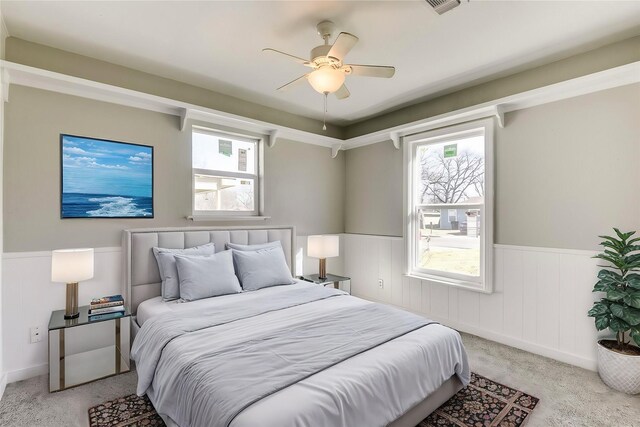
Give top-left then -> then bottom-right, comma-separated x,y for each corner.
232,245 -> 294,291
226,241 -> 281,251
174,251 -> 241,301
152,243 -> 215,301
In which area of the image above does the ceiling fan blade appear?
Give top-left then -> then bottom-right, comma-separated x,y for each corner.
276,74 -> 309,91
348,64 -> 396,78
262,48 -> 310,66
327,32 -> 359,60
334,84 -> 350,100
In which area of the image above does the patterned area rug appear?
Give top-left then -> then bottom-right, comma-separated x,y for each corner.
88,394 -> 164,427
421,373 -> 539,426
88,372 -> 538,427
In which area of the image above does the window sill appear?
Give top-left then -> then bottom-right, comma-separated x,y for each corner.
404,273 -> 493,294
187,215 -> 271,222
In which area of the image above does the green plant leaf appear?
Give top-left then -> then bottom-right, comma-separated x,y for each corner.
588,303 -> 610,317
631,327 -> 640,346
625,307 -> 640,326
625,254 -> 640,269
622,245 -> 640,256
594,254 -> 625,269
592,281 -> 613,292
627,274 -> 640,290
598,269 -> 622,281
610,303 -> 625,318
595,315 -> 610,331
624,291 -> 640,309
614,228 -> 635,242
609,317 -> 631,332
610,304 -> 640,326
594,315 -> 610,330
606,289 -> 626,301
603,249 -> 620,257
627,237 -> 640,246
599,244 -> 622,255
599,234 -> 623,245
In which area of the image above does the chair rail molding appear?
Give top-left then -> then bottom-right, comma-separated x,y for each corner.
342,233 -> 605,371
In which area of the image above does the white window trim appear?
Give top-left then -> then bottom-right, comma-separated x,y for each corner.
191,126 -> 263,218
403,118 -> 494,293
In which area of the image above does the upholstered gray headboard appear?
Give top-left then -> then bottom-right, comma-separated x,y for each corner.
123,226 -> 296,313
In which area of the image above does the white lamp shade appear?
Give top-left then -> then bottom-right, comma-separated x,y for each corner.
307,67 -> 346,94
307,235 -> 340,259
51,248 -> 94,283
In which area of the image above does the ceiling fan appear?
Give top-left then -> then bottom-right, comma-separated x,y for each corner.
263,20 -> 396,130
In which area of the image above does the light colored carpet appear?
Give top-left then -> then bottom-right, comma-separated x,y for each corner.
0,332 -> 638,427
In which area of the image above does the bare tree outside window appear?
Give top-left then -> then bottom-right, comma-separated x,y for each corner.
419,148 -> 484,204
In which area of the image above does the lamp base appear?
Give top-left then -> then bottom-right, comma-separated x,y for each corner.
64,282 -> 79,319
318,258 -> 327,280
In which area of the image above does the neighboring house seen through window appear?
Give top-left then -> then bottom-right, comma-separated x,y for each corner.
405,119 -> 494,292
192,128 -> 260,216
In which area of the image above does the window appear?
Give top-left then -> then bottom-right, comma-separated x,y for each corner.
405,119 -> 494,292
192,128 -> 260,216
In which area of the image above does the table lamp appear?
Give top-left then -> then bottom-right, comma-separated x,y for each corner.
307,235 -> 339,280
51,248 -> 94,319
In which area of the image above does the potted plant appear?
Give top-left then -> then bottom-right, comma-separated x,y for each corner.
587,228 -> 640,394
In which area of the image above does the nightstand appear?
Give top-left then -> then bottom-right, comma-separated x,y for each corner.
301,273 -> 351,294
48,305 -> 131,392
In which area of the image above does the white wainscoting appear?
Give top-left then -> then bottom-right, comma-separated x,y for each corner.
1,247 -> 123,383
0,235 -> 340,384
343,233 -> 603,371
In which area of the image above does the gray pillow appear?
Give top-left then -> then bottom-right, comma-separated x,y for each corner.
152,243 -> 215,301
226,241 -> 281,251
232,246 -> 294,291
174,251 -> 241,301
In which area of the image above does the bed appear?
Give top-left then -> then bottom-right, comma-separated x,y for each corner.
124,226 -> 469,427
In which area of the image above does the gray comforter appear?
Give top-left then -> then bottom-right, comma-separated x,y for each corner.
132,284 -> 468,427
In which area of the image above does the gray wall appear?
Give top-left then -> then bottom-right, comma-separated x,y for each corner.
344,141 -> 402,236
345,83 -> 640,250
495,83 -> 640,250
3,85 -> 344,252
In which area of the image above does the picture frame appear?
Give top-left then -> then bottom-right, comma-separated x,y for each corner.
60,134 -> 154,218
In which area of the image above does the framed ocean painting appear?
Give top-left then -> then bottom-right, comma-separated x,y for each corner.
60,134 -> 154,218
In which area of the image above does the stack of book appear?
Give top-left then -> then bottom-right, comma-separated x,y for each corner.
89,295 -> 125,321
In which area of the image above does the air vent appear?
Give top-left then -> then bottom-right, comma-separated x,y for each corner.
426,0 -> 461,15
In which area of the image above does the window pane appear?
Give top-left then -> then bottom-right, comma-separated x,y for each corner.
194,174 -> 254,212
417,207 -> 481,278
417,135 -> 484,205
192,132 -> 256,174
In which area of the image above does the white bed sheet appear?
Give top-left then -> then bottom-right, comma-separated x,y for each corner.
135,281 -> 469,427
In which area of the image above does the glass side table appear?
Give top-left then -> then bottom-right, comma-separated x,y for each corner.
48,305 -> 131,392
301,273 -> 351,295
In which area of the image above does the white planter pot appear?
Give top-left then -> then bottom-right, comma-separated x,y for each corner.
597,341 -> 640,394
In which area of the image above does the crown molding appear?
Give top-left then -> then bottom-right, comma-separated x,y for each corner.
0,60 -> 343,150
2,60 -> 638,156
342,61 -> 640,149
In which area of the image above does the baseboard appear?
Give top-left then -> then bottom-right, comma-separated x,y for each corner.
0,372 -> 7,400
354,293 -> 598,372
6,363 -> 48,384
444,319 -> 598,372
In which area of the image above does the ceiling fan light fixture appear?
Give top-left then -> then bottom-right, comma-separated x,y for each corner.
307,67 -> 345,94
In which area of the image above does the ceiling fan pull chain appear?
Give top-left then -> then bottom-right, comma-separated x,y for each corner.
323,92 -> 328,131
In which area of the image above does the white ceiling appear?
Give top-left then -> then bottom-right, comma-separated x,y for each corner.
2,1 -> 640,126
